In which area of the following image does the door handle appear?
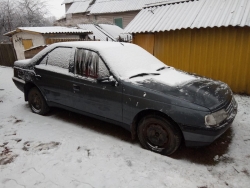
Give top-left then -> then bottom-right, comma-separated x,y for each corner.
73,84 -> 80,91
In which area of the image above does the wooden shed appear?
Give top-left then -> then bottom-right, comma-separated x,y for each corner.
125,0 -> 250,95
4,27 -> 91,60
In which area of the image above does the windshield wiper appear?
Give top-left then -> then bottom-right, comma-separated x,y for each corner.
129,73 -> 160,79
156,66 -> 170,71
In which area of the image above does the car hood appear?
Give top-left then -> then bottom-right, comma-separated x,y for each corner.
129,69 -> 232,111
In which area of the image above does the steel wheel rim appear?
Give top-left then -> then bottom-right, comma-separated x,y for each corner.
30,93 -> 42,113
144,123 -> 169,152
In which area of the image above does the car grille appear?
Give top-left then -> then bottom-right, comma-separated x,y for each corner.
224,97 -> 237,122
226,98 -> 235,114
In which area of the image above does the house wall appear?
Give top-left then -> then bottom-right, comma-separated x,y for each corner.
72,13 -> 88,20
133,27 -> 250,95
92,11 -> 139,28
43,34 -> 80,40
12,32 -> 81,60
65,3 -> 72,13
12,32 -> 44,60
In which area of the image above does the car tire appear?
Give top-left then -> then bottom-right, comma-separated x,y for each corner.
28,87 -> 49,115
137,115 -> 182,156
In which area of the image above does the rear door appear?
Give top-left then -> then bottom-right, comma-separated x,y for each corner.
34,47 -> 75,108
72,48 -> 123,122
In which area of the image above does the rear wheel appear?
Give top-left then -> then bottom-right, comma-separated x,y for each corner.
137,115 -> 181,156
28,87 -> 49,115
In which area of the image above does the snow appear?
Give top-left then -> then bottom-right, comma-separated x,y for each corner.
129,67 -> 197,87
18,27 -> 91,34
23,41 -> 196,87
1,66 -> 250,187
30,42 -> 167,79
47,47 -> 72,69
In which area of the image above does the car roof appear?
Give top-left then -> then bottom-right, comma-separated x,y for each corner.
51,41 -> 133,52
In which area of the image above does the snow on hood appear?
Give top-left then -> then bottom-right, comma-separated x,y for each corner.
95,43 -> 164,79
129,68 -> 198,87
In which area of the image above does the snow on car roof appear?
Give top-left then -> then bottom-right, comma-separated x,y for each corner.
29,41 -> 197,86
60,41 -> 164,79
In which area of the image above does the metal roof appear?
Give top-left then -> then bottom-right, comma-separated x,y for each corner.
61,0 -> 84,5
90,0 -> 166,14
4,27 -> 92,36
78,24 -> 116,41
66,0 -> 92,14
124,0 -> 250,33
78,24 -> 131,41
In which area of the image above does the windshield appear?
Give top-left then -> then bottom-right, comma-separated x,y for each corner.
97,43 -> 165,79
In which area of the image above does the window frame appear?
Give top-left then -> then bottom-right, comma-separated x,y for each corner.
114,17 -> 123,29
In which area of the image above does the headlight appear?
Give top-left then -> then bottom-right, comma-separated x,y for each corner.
205,109 -> 228,127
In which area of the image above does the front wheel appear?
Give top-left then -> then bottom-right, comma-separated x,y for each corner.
137,115 -> 182,156
28,87 -> 49,115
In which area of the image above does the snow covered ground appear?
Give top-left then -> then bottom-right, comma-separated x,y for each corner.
0,66 -> 249,188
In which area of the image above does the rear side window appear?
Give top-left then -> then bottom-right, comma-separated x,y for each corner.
47,47 -> 72,69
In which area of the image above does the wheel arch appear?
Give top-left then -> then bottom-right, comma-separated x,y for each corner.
24,82 -> 44,101
131,109 -> 184,140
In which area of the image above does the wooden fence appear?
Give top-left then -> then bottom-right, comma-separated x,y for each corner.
0,44 -> 17,67
45,38 -> 91,45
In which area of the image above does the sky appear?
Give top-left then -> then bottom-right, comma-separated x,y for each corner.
47,0 -> 65,19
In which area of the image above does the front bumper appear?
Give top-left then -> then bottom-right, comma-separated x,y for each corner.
182,96 -> 237,147
183,109 -> 236,147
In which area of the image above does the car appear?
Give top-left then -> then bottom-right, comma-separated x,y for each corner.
12,41 -> 238,155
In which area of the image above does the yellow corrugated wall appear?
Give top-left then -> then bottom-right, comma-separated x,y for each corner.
134,27 -> 250,95
133,33 -> 155,54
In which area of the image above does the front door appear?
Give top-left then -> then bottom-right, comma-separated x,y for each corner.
72,48 -> 123,122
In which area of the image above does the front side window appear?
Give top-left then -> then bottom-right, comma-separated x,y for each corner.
75,49 -> 109,79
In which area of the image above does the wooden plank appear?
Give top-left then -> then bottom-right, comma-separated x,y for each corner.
0,44 -> 17,67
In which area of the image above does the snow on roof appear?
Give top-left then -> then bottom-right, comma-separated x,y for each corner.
124,0 -> 250,33
61,0 -> 84,5
90,0 -> 165,14
24,45 -> 48,52
78,24 -> 131,41
4,27 -> 92,36
66,0 -> 92,14
98,24 -> 125,39
29,41 -> 165,79
78,24 -> 116,41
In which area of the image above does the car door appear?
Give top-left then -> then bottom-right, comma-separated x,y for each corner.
33,47 -> 75,108
72,48 -> 123,123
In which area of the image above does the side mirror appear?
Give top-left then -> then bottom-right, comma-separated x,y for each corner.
97,76 -> 118,86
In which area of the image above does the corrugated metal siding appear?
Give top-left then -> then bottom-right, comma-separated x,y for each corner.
134,27 -> 250,94
17,27 -> 91,34
96,11 -> 139,28
133,34 -> 155,54
125,0 -> 250,33
78,24 -> 115,41
66,1 -> 92,14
